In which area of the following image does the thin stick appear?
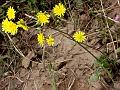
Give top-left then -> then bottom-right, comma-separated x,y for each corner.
117,0 -> 120,6
6,33 -> 42,65
68,78 -> 75,90
67,0 -> 74,23
7,33 -> 25,57
100,0 -> 118,59
103,15 -> 120,24
8,76 -> 24,83
25,14 -> 36,20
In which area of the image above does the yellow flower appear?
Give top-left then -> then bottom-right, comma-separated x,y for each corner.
7,6 -> 16,20
2,18 -> 10,33
36,11 -> 50,26
37,33 -> 45,47
8,21 -> 18,35
17,19 -> 25,25
46,35 -> 54,46
53,3 -> 66,17
73,31 -> 86,42
17,19 -> 29,30
2,18 -> 18,35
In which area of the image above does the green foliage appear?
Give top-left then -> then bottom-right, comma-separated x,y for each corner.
74,0 -> 83,8
90,54 -> 117,83
0,7 -> 5,19
38,0 -> 48,10
28,0 -> 36,5
0,0 -> 49,19
96,55 -> 116,69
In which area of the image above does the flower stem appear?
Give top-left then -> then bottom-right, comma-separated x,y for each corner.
52,27 -> 98,60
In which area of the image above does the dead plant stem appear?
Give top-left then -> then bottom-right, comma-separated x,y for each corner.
100,0 -> 118,59
53,27 -> 98,60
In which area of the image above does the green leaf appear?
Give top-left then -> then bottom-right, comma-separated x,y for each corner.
28,0 -> 36,5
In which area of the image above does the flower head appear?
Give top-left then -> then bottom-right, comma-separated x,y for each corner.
7,6 -> 16,20
17,19 -> 25,24
2,18 -> 18,35
53,3 -> 66,17
36,11 -> 50,26
2,18 -> 10,33
17,19 -> 29,30
46,35 -> 54,46
73,31 -> 86,42
37,33 -> 45,47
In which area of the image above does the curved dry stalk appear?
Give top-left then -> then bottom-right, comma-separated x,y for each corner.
52,27 -> 98,60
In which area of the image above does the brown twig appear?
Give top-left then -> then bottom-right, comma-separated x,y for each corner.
100,0 -> 118,59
